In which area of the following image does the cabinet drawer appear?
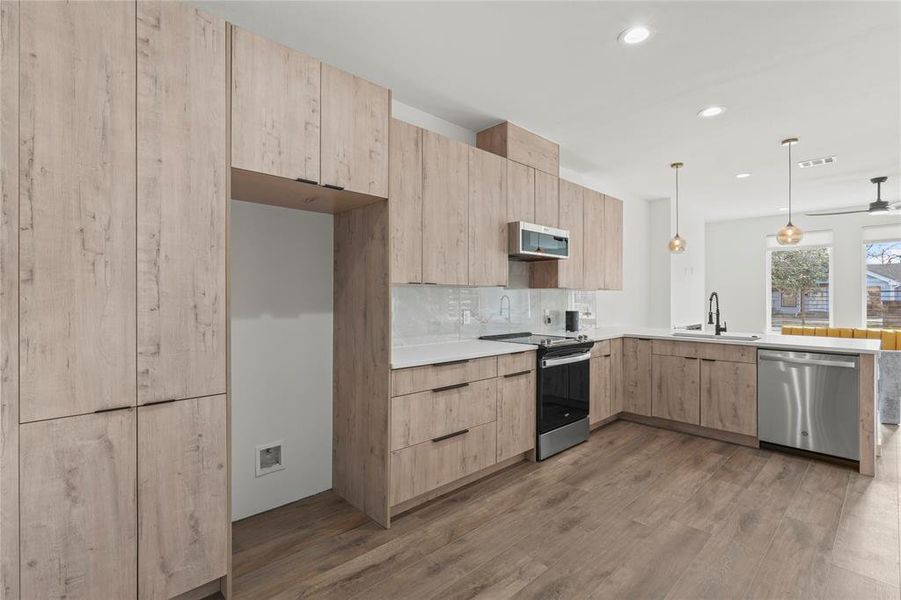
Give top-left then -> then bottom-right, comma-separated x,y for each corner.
390,422 -> 497,505
391,378 -> 497,451
590,340 -> 611,359
652,339 -> 699,358
497,351 -> 536,376
391,356 -> 498,396
697,344 -> 755,364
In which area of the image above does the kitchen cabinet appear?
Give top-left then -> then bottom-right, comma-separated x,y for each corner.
476,121 -> 560,175
590,353 -> 613,425
530,179 -> 585,289
469,148 -> 508,286
700,359 -> 757,436
391,356 -> 498,396
534,171 -> 559,227
138,395 -> 228,599
389,119 -> 423,284
320,63 -> 390,197
422,130 -> 469,285
583,188 -> 607,290
603,195 -> 624,290
20,410 -> 137,600
507,160 -> 535,223
652,355 -> 700,425
19,0 -> 136,422
497,368 -> 536,462
623,338 -> 652,416
137,1 -> 227,405
231,26 -> 320,182
610,338 -> 624,413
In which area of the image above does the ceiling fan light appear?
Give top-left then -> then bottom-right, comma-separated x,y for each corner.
868,207 -> 891,216
777,222 -> 803,245
668,233 -> 687,253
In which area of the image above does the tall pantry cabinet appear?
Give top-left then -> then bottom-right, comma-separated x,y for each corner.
2,2 -> 228,599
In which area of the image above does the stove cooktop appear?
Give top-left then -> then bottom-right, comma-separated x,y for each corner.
480,332 -> 590,347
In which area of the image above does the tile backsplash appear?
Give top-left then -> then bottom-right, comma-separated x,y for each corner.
391,264 -> 600,346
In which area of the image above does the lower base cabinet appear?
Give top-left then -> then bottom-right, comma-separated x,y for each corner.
652,355 -> 700,424
20,410 -> 137,600
700,359 -> 757,436
623,338 -> 652,416
589,354 -> 612,425
138,395 -> 228,599
497,369 -> 535,461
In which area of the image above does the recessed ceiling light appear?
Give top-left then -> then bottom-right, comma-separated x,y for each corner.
697,106 -> 726,118
618,26 -> 652,45
735,172 -> 752,179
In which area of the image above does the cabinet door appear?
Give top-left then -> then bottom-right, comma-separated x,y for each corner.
623,338 -> 652,416
389,119 -> 423,284
534,171 -> 559,227
590,355 -> 612,425
700,360 -> 757,436
556,179 -> 585,289
422,131 -> 469,285
20,410 -> 137,600
321,64 -> 390,197
610,338 -> 624,414
231,26 -> 320,182
506,160 -> 535,223
138,2 -> 226,405
652,355 -> 700,424
19,1 -> 136,422
497,370 -> 535,462
138,395 -> 228,599
582,188 -> 606,290
603,195 -> 624,290
469,148 -> 508,286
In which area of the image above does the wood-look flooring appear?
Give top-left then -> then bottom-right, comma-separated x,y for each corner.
231,421 -> 901,599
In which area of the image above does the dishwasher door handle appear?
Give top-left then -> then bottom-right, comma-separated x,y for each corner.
758,352 -> 857,369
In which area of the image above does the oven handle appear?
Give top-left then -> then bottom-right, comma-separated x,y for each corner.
541,351 -> 592,369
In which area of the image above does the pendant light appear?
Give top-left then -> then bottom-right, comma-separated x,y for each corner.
777,138 -> 803,245
668,162 -> 686,253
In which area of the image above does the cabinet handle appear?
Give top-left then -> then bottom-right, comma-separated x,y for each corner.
504,369 -> 532,378
322,183 -> 345,191
436,359 -> 470,367
94,405 -> 133,414
432,429 -> 469,443
423,282 -> 439,285
140,398 -> 180,408
295,177 -> 318,185
701,358 -> 716,362
638,338 -> 651,342
602,354 -> 611,358
432,382 -> 469,393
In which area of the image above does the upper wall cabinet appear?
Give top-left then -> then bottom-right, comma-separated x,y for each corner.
583,188 -> 607,290
389,119 -> 423,284
477,121 -> 559,175
506,160 -> 535,224
604,194 -> 624,290
534,171 -> 559,227
422,130 -> 469,285
231,27 -> 321,183
137,2 -> 227,405
321,64 -> 390,197
530,179 -> 585,289
469,148 -> 508,287
19,1 -> 136,422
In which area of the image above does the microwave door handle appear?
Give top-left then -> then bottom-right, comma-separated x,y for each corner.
542,351 -> 592,369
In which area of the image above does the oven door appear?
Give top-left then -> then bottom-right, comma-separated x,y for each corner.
538,347 -> 591,434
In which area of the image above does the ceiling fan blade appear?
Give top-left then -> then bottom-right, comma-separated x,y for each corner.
805,207 -> 870,216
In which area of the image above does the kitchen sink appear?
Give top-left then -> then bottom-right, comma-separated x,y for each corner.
672,331 -> 761,342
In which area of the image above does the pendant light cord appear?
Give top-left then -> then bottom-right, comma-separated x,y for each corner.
675,166 -> 680,232
788,142 -> 792,221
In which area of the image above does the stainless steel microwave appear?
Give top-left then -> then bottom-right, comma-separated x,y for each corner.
507,221 -> 570,261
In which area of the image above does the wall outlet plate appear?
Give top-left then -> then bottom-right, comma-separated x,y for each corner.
255,441 -> 285,477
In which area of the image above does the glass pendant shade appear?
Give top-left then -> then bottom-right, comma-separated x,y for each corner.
668,233 -> 687,252
776,222 -> 803,245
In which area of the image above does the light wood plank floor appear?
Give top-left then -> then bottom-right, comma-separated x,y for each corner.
232,421 -> 901,599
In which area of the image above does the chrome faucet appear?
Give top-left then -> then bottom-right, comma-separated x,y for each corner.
708,292 -> 727,335
500,294 -> 511,322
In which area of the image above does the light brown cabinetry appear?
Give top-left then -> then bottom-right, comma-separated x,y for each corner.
507,160 -> 535,223
534,171 -> 559,227
652,355 -> 701,424
422,130 -> 469,285
583,188 -> 607,290
230,26 -> 320,182
476,121 -> 560,175
389,119 -> 423,284
603,195 -> 624,290
590,353 -> 613,425
700,359 -> 757,436
391,356 -> 498,397
320,63 -> 390,196
20,410 -> 137,600
609,338 -> 624,413
530,179 -> 585,289
497,368 -> 536,462
137,1 -> 226,405
623,338 -> 652,415
138,395 -> 228,599
19,0 -> 136,422
469,148 -> 508,286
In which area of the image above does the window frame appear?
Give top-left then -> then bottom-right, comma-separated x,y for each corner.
861,236 -> 901,328
765,243 -> 835,333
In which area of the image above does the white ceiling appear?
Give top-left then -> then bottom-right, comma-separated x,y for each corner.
198,1 -> 901,222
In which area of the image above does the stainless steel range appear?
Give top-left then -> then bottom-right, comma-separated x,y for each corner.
481,332 -> 594,460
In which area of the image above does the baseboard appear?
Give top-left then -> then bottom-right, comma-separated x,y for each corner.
589,414 -> 619,431
618,412 -> 759,448
172,579 -> 224,600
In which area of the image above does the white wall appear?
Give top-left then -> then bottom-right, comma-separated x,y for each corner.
706,211 -> 901,333
392,99 -> 476,145
648,199 -> 672,327
670,198 -> 707,328
230,201 -> 333,521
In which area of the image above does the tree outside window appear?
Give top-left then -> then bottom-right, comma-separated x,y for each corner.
769,248 -> 831,331
865,240 -> 901,328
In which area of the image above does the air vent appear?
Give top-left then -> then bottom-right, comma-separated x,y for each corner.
798,156 -> 837,169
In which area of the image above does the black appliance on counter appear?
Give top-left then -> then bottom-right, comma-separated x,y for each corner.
480,332 -> 594,460
565,310 -> 580,332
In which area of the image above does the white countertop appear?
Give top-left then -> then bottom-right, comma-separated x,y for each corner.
390,327 -> 881,369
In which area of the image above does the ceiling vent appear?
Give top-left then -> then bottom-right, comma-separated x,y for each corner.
797,156 -> 837,169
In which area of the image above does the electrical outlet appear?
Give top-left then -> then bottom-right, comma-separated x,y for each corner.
544,309 -> 552,325
462,309 -> 472,325
255,441 -> 285,477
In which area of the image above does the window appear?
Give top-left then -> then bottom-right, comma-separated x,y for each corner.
766,231 -> 833,332
864,238 -> 901,328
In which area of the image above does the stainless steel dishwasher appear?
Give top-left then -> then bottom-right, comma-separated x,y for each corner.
758,349 -> 859,461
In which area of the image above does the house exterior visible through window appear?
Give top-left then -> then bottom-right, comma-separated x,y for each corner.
766,230 -> 833,332
864,239 -> 901,328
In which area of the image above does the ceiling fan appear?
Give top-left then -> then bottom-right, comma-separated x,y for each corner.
806,176 -> 900,216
